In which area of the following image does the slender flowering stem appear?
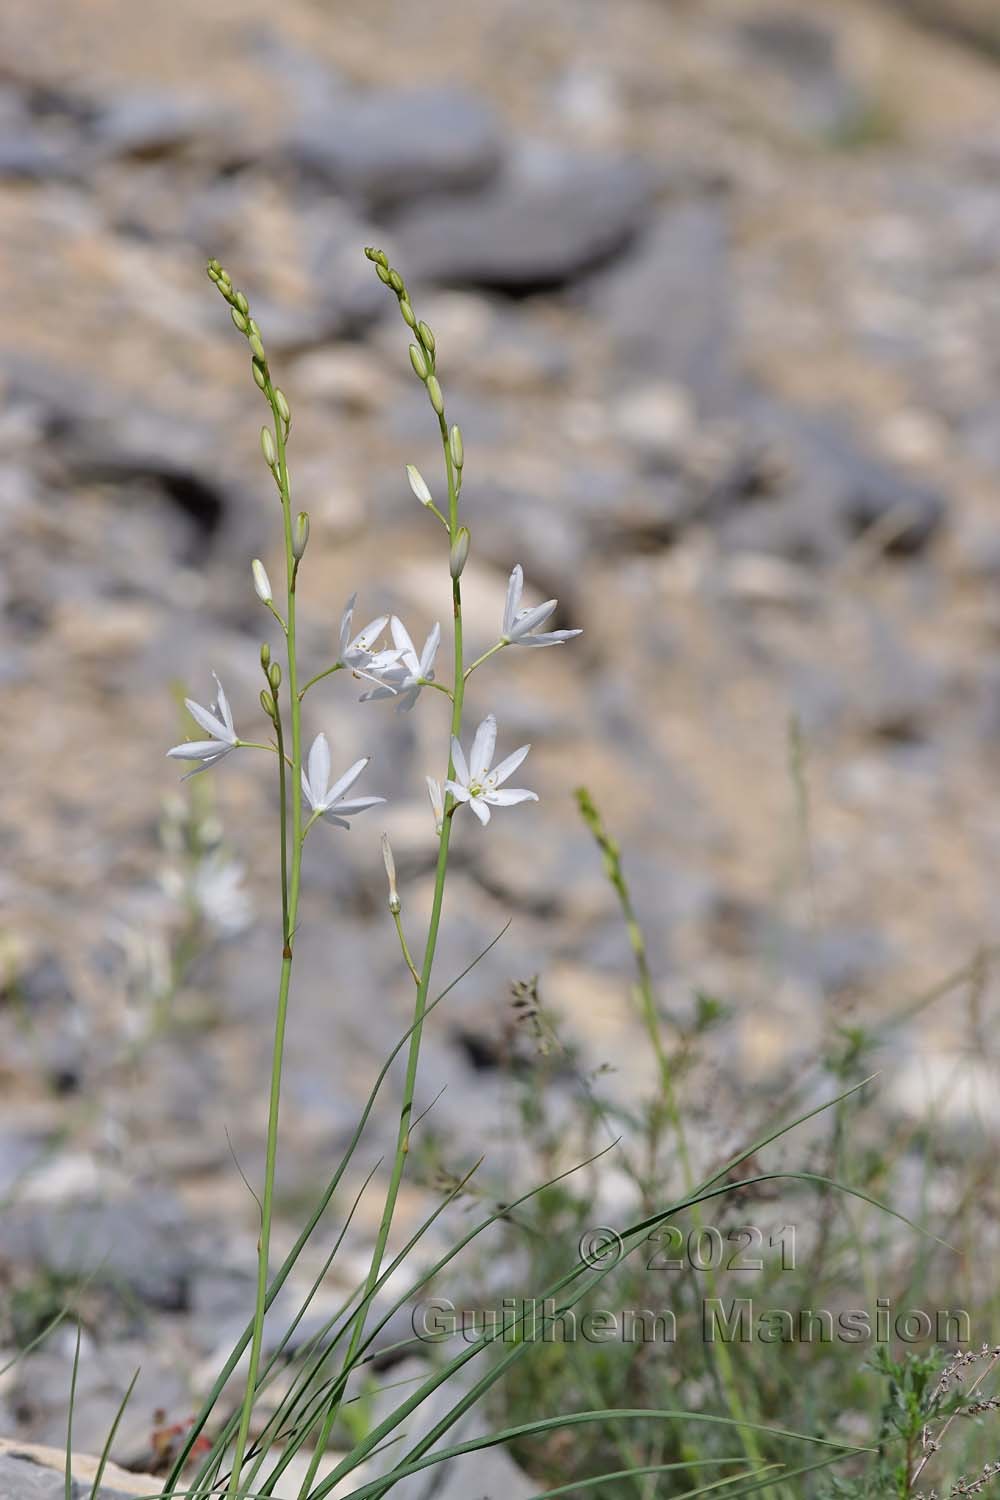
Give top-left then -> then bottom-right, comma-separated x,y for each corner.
227,356 -> 304,1500
300,265 -> 466,1499
575,789 -> 774,1493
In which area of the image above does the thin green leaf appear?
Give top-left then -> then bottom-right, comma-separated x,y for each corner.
336,1409 -> 870,1500
66,1325 -> 81,1500
524,1458 -> 763,1499
163,922 -> 512,1493
89,1367 -> 140,1500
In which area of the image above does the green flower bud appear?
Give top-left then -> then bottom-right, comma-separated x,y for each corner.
260,642 -> 271,669
364,246 -> 389,268
235,291 -> 249,315
231,307 -> 249,334
389,269 -> 404,294
417,320 -> 435,353
449,424 -> 464,471
399,298 -> 416,328
409,343 -> 429,381
260,688 -> 276,720
260,426 -> 277,468
449,526 -> 470,578
252,359 -> 267,391
426,375 -> 444,415
249,333 -> 266,362
376,262 -> 392,285
268,661 -> 282,692
293,510 -> 310,560
274,388 -> 290,425
207,264 -> 221,283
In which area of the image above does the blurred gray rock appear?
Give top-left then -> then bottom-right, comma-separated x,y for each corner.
736,11 -> 871,141
590,200 -> 736,407
286,87 -> 504,210
0,1198 -> 199,1312
0,1448 -> 142,1500
395,150 -> 655,291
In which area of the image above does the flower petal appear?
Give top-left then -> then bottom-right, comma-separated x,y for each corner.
469,714 -> 497,781
349,615 -> 389,653
332,795 -> 385,816
419,622 -> 441,677
167,740 -> 231,761
184,698 -> 231,742
444,780 -> 470,802
490,743 -> 530,786
389,615 -> 418,668
486,787 -> 538,806
470,797 -> 491,825
503,565 -> 523,638
517,629 -> 583,647
339,593 -> 357,658
509,600 -> 557,640
307,733 -> 331,805
450,735 -> 469,786
212,673 -> 235,735
325,755 -> 370,805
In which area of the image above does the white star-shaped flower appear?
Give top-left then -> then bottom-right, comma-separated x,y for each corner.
301,733 -> 385,829
446,714 -> 537,826
501,565 -> 581,648
337,594 -> 404,687
167,674 -> 240,776
361,617 -> 441,710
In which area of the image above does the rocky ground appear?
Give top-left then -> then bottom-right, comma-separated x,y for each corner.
2,0 -> 1000,1488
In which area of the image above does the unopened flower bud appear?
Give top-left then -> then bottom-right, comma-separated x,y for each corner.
274,388 -> 290,425
389,269 -> 404,294
376,262 -> 392,285
417,320 -> 435,353
207,261 -> 221,283
268,661 -> 282,692
231,307 -> 249,334
409,343 -> 428,381
399,298 -> 416,328
260,426 -> 276,468
252,359 -> 267,391
449,526 -> 470,578
249,333 -> 266,362
260,689 -> 276,720
449,424 -> 464,471
364,246 -> 389,268
260,642 -> 271,669
381,833 -> 400,915
406,464 -> 433,507
426,375 -> 444,415
235,291 -> 249,315
293,510 -> 310,560
426,777 -> 444,835
252,558 -> 272,602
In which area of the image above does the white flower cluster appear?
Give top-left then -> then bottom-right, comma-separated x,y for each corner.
167,557 -> 580,832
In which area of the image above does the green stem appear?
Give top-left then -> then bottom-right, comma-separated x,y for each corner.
392,910 -> 421,986
464,640 -> 506,680
575,790 -> 773,1494
227,385 -> 303,1500
299,405 -> 464,1500
299,662 -> 344,700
